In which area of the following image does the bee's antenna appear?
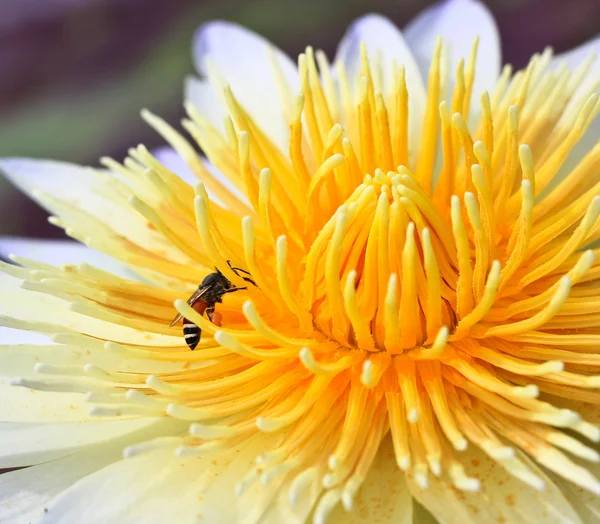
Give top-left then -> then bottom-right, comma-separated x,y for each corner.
226,260 -> 257,286
241,276 -> 257,287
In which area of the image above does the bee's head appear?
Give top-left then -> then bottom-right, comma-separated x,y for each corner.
199,269 -> 231,291
214,267 -> 233,289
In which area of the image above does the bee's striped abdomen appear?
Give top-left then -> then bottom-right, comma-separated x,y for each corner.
183,319 -> 201,350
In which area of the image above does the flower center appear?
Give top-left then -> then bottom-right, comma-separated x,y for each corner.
305,167 -> 456,355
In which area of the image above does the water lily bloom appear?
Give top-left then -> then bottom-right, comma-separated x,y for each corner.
2,0 -> 600,522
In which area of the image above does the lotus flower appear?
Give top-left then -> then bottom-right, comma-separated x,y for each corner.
1,1 -> 600,522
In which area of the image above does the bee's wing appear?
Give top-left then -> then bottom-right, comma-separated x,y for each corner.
169,286 -> 210,327
169,313 -> 184,328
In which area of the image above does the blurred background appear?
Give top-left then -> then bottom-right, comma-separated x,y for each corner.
0,0 -> 598,239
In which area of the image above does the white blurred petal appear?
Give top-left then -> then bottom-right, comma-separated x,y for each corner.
192,21 -> 299,152
551,36 -> 600,114
184,75 -> 228,133
152,146 -> 248,207
335,14 -> 426,166
408,445 -> 581,523
0,326 -> 51,345
0,158 -> 187,265
549,36 -> 600,183
151,145 -> 199,186
551,35 -> 600,73
404,0 -> 501,115
0,237 -> 137,281
0,418 -> 183,524
0,417 -> 161,468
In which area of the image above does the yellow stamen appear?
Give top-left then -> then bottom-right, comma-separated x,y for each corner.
392,66 -> 409,168
451,195 -> 474,318
416,38 -> 442,192
343,270 -> 376,352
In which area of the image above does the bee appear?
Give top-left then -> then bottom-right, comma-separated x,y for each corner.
170,260 -> 256,350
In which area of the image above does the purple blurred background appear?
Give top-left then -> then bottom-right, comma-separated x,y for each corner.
0,0 -> 598,239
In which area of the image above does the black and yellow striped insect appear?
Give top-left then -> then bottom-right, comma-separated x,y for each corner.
170,261 -> 256,350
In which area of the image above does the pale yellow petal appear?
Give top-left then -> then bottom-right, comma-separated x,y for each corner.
328,437 -> 413,523
0,272 -> 182,347
0,417 -> 166,468
41,435 -> 275,524
0,418 -> 183,523
407,446 -> 581,524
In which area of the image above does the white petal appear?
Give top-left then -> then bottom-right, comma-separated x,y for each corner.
516,398 -> 600,521
404,0 -> 501,116
0,343 -> 194,378
0,237 -> 137,281
40,435 -> 273,524
152,146 -> 248,207
494,395 -> 600,524
0,418 -> 182,524
151,145 -> 198,186
0,376 -> 90,423
0,340 -> 194,422
200,437 -> 281,523
0,326 -> 51,345
204,159 -> 250,207
259,474 -> 321,524
412,500 -> 438,524
0,269 -> 182,348
335,14 -> 426,166
183,75 -> 228,133
328,436 -> 413,523
0,417 -> 161,468
407,445 -> 581,523
40,448 -> 202,524
0,158 -> 189,265
549,36 -> 600,184
551,35 -> 600,73
550,465 -> 600,522
192,21 -> 299,152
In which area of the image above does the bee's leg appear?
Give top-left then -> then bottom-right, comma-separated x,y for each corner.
206,306 -> 223,327
205,305 -> 215,320
223,286 -> 247,294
